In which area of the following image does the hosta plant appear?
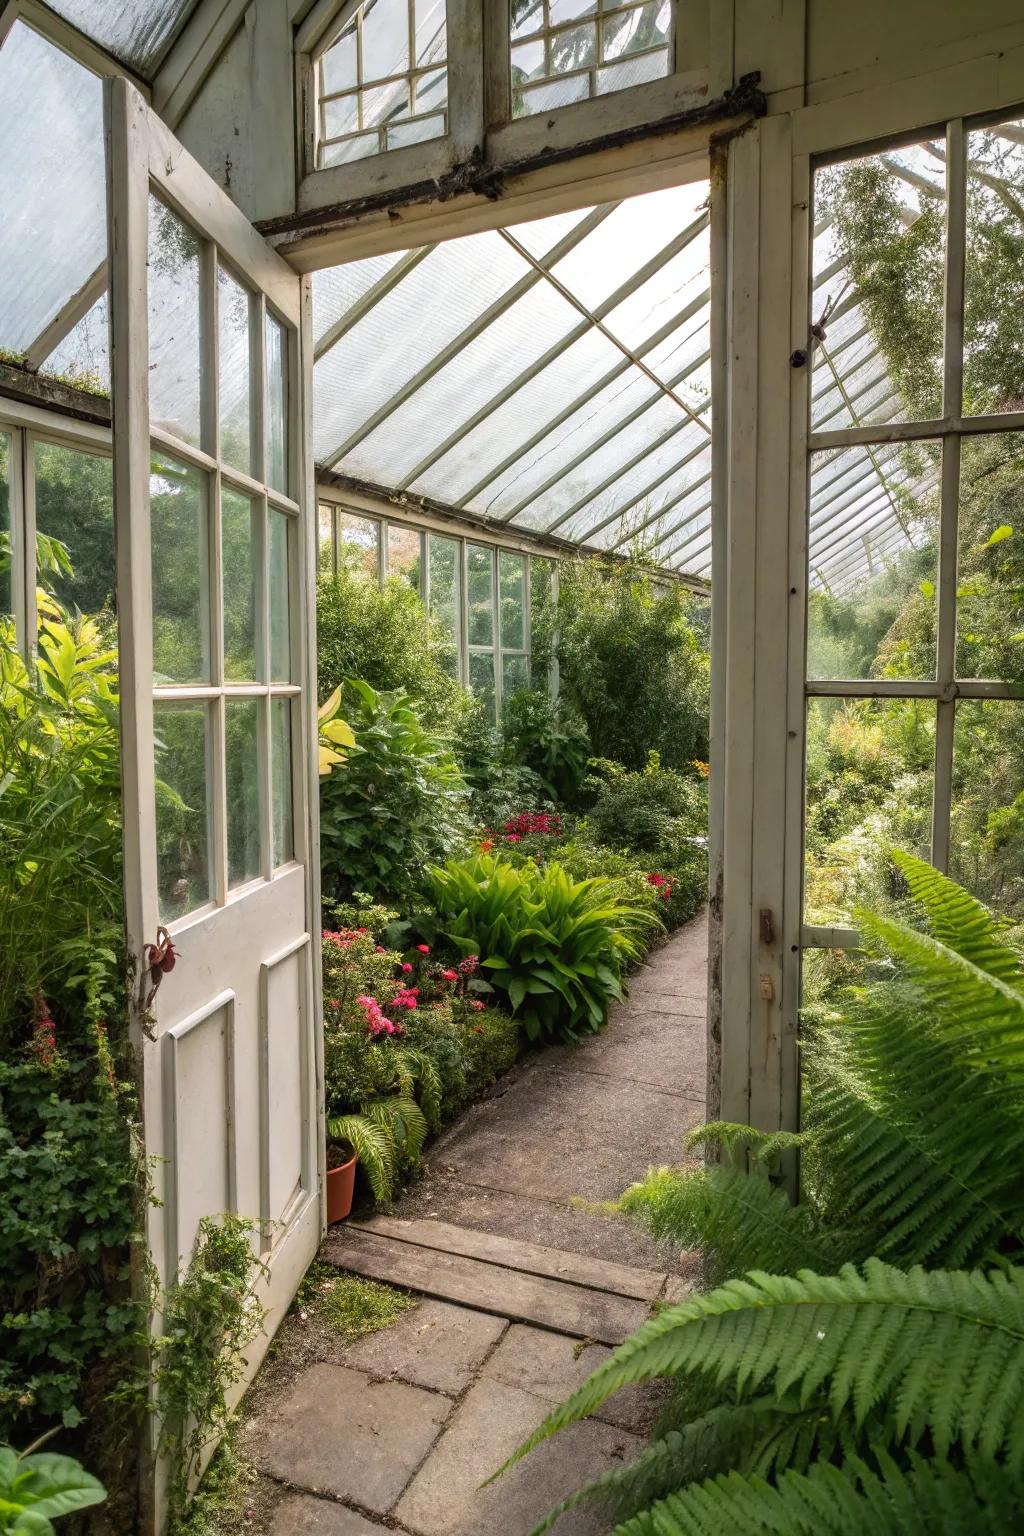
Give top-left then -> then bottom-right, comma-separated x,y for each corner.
427,854 -> 659,1043
0,1442 -> 106,1533
496,853 -> 1024,1530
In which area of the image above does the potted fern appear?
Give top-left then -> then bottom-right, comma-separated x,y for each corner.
326,1090 -> 433,1220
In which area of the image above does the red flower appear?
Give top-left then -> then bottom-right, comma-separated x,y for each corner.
441,968 -> 458,981
470,999 -> 485,1012
401,962 -> 413,974
506,833 -> 521,843
416,944 -> 430,954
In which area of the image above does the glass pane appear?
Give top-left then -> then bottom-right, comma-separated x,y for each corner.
596,42 -> 668,94
387,112 -> 445,149
265,313 -> 289,495
965,118 -> 1024,417
222,487 -> 257,681
955,434 -> 1024,683
0,433 -> 9,616
148,195 -> 202,449
950,699 -> 1024,918
272,696 -> 295,867
807,443 -> 939,682
322,17 -> 358,92
530,557 -> 555,688
150,451 -> 210,685
427,533 -> 460,675
416,0 -> 447,63
550,21 -> 596,71
511,0 -> 545,40
468,649 -> 496,723
322,130 -> 380,167
218,265 -> 252,475
812,140 -> 946,426
804,696 -> 934,926
388,523 -> 421,590
338,510 -> 380,579
269,510 -> 291,682
499,551 -> 527,649
225,698 -> 261,887
318,504 -> 335,573
362,0 -> 409,80
33,442 -> 115,616
601,0 -> 670,60
502,652 -> 530,700
467,543 -> 494,645
323,91 -> 362,139
362,78 -> 411,130
155,701 -> 212,922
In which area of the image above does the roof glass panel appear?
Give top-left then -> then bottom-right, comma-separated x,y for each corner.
0,22 -> 106,358
45,0 -> 200,74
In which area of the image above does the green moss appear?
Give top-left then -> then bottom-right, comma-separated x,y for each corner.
171,1432 -> 256,1536
296,1263 -> 418,1343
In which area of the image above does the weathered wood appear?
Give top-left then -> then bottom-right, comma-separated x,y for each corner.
0,364 -> 110,427
348,1216 -> 667,1302
324,1229 -> 653,1344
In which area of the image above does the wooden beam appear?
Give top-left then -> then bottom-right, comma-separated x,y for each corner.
0,362 -> 110,426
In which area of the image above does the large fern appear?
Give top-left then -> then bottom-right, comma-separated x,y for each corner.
497,857 -> 1024,1532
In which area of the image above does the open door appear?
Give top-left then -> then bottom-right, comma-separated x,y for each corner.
104,73 -> 321,1501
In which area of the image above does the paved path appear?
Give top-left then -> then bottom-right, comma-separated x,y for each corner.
241,913 -> 708,1535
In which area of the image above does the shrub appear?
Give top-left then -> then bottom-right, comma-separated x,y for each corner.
548,556 -> 709,771
585,753 -> 707,856
319,679 -> 470,904
450,697 -> 550,827
555,838 -> 707,932
501,854 -> 1024,1528
501,688 -> 590,805
317,565 -> 465,732
427,854 -> 660,1043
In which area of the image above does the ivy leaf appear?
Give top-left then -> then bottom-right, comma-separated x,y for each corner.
984,524 -> 1013,547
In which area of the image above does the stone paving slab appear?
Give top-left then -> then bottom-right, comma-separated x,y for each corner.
482,1323 -> 666,1434
269,1494 -> 385,1534
245,1363 -> 450,1515
549,1020 -> 706,1099
394,1376 -> 645,1536
337,1298 -> 506,1396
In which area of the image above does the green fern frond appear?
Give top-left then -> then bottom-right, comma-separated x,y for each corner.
326,1113 -> 396,1203
618,1164 -> 844,1284
498,1260 -> 1024,1479
686,1121 -> 807,1164
527,1395 -> 862,1536
364,1095 -> 429,1161
612,1451 -> 1024,1536
890,848 -> 1024,985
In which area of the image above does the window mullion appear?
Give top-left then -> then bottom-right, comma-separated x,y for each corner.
10,426 -> 29,656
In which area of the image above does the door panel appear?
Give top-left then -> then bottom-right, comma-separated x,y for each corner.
105,76 -> 321,1520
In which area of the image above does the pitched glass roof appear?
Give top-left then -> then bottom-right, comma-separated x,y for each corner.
44,0 -> 202,76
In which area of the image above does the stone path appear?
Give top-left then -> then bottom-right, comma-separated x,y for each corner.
241,913 -> 707,1535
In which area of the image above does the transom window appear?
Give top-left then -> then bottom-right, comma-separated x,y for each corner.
148,195 -> 299,924
316,0 -> 448,168
802,112 -> 1024,943
510,0 -> 672,118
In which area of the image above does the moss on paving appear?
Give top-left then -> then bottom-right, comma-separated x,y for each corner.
296,1261 -> 419,1342
170,1431 -> 257,1536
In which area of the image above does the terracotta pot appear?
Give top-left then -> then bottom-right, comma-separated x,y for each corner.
325,1149 -> 357,1223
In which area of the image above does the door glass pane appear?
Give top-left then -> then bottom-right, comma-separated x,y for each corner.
33,442 -> 116,617
468,649 -> 496,723
804,696 -> 934,927
0,433 -> 10,618
272,696 -> 294,867
225,698 -> 261,887
150,451 -> 210,685
269,509 -> 291,682
499,550 -> 526,649
155,701 -> 212,921
965,118 -> 1024,417
266,312 -> 288,495
812,139 -> 946,428
318,504 -> 334,572
950,699 -> 1024,918
428,533 -> 460,660
338,509 -> 380,578
388,523 -> 421,590
502,652 -> 530,700
955,433 -> 1024,683
467,543 -> 494,645
218,265 -> 252,475
807,444 -> 939,682
222,487 -> 257,681
148,195 -> 202,449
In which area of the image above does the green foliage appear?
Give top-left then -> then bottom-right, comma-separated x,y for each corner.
316,564 -> 466,732
319,679 -> 470,904
498,857 -> 1024,1530
428,854 -> 659,1043
585,754 -> 707,858
500,688 -> 590,805
0,1443 -> 106,1533
0,602 -> 124,1038
166,1432 -> 254,1536
328,1098 -> 431,1205
157,1216 -> 267,1534
549,557 -> 709,772
450,697 -> 550,828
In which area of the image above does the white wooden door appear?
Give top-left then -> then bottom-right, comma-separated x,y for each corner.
105,75 -> 322,1396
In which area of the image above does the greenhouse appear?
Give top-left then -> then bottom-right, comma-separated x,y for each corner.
4,2 -> 1024,1533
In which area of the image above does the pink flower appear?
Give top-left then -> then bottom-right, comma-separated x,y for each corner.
441,968 -> 458,982
401,962 -> 413,974
470,999 -> 485,1012
374,945 -> 386,953
328,999 -> 340,1010
417,944 -> 430,954
506,833 -> 521,843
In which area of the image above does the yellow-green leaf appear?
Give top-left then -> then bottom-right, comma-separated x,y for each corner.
984,525 -> 1013,548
